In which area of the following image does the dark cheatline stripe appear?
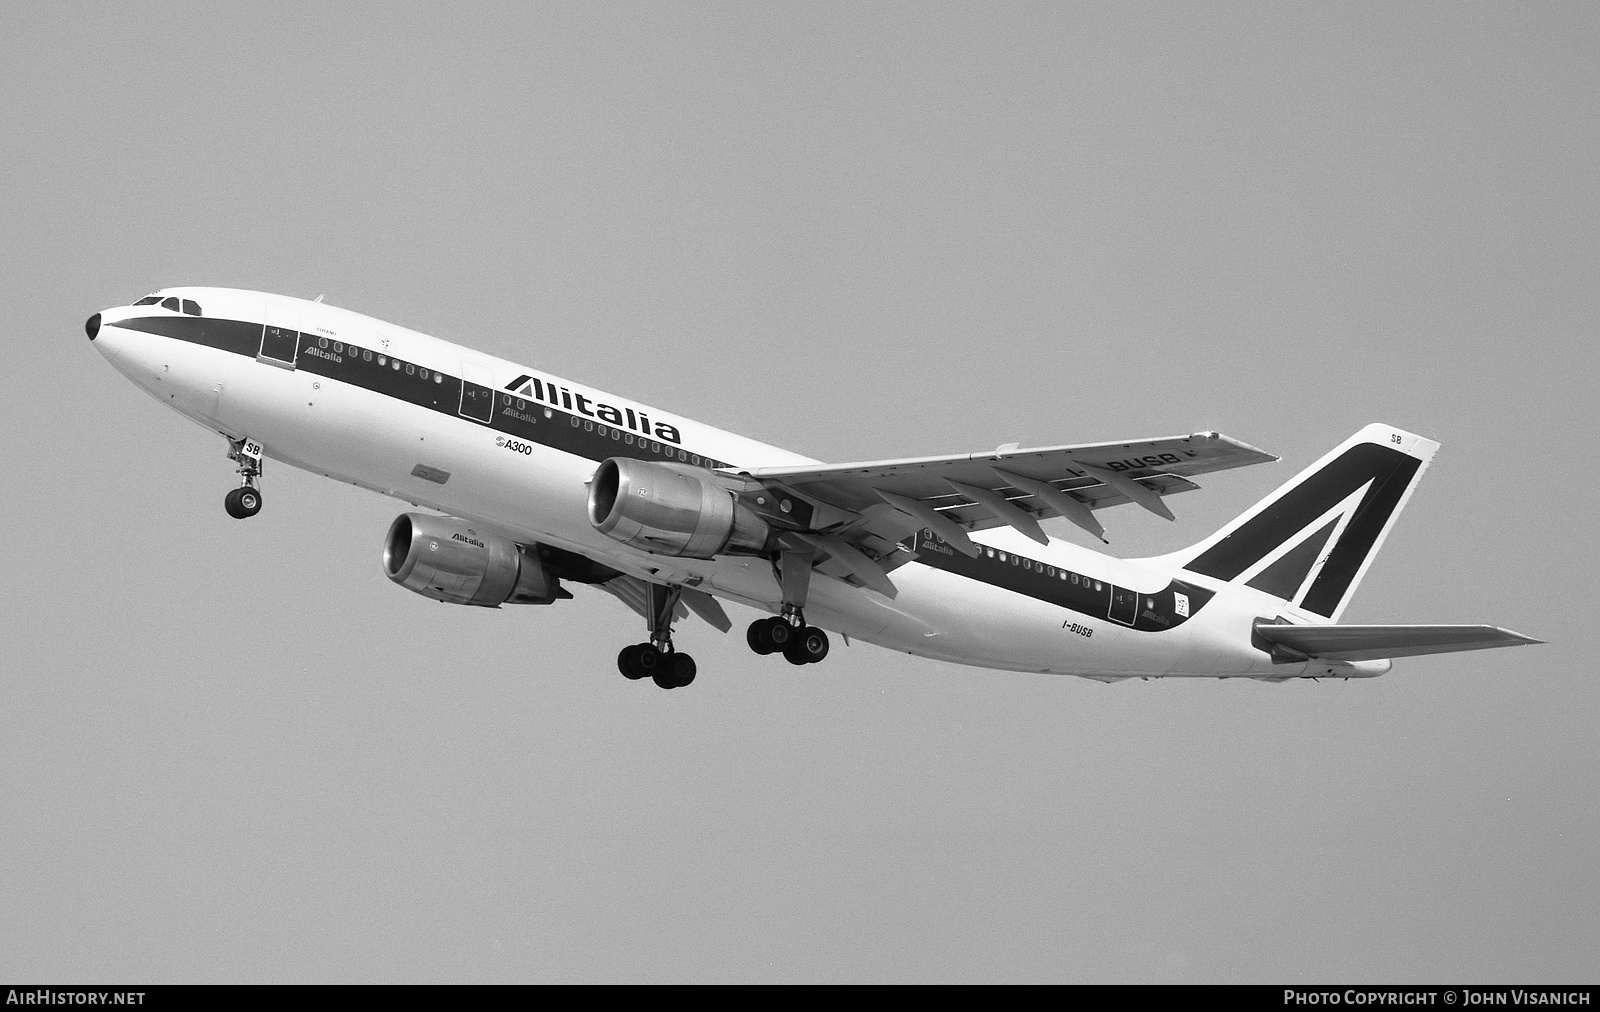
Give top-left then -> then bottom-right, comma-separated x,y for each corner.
105,315 -> 730,470
903,531 -> 1214,632
1187,443 -> 1419,587
113,314 -> 261,357
1246,516 -> 1339,600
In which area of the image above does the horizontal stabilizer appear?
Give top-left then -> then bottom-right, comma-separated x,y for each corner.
1253,622 -> 1542,662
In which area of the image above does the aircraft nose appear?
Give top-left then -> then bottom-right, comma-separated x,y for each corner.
86,313 -> 101,340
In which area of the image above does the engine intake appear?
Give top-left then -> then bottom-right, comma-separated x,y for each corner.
588,458 -> 771,558
384,513 -> 561,607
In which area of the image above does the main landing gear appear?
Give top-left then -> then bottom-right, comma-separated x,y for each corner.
745,535 -> 830,665
224,436 -> 264,519
618,583 -> 697,689
747,612 -> 830,665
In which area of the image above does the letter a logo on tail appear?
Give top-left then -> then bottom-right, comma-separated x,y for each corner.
1170,424 -> 1439,621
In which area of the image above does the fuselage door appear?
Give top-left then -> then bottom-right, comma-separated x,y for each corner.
459,361 -> 496,424
1107,585 -> 1139,625
259,304 -> 300,369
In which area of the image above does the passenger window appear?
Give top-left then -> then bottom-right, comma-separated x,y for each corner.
363,350 -> 372,361
134,295 -> 161,306
181,299 -> 201,316
161,297 -> 180,311
406,363 -> 414,375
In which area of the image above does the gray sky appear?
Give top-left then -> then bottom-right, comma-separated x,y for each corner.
2,2 -> 1595,983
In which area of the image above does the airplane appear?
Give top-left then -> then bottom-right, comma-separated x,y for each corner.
85,287 -> 1540,688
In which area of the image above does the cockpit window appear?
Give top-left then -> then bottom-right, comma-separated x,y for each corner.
181,299 -> 201,316
160,297 -> 180,311
134,295 -> 161,306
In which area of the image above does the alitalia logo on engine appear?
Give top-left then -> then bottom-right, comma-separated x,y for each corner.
504,374 -> 682,445
451,533 -> 485,548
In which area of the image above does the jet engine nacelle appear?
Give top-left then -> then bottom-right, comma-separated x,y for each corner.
587,457 -> 771,559
384,513 -> 561,607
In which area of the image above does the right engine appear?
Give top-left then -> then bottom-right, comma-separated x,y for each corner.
383,513 -> 562,607
587,457 -> 772,559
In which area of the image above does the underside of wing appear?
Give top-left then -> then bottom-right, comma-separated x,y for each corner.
1253,622 -> 1543,662
596,574 -> 732,633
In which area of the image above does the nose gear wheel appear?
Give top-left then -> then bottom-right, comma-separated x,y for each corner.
224,436 -> 265,519
224,486 -> 262,519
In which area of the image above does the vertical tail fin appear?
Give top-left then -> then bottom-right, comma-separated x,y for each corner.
1159,424 -> 1438,622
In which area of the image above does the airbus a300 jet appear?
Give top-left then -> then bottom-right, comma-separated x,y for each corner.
85,288 -> 1539,688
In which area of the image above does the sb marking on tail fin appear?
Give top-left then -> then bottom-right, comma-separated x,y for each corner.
1170,424 -> 1439,621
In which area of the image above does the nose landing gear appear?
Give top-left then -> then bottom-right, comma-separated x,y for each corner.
224,437 -> 264,519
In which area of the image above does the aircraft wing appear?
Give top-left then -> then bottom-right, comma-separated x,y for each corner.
730,431 -> 1276,548
1253,623 -> 1543,662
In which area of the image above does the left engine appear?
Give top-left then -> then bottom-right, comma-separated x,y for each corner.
383,513 -> 562,607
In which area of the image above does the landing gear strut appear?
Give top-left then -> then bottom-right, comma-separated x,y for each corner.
224,437 -> 264,519
746,537 -> 830,665
617,583 -> 697,689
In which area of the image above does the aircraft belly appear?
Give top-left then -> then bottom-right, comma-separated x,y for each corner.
842,564 -> 1113,674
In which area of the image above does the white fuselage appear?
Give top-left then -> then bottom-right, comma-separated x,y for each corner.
91,287 -> 1381,680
